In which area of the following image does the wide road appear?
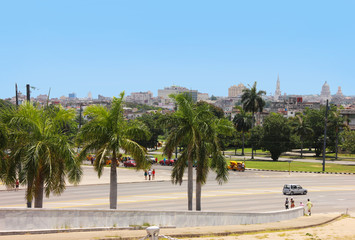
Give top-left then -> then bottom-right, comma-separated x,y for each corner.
1,167 -> 354,214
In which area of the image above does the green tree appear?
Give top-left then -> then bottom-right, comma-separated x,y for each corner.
261,113 -> 291,161
77,92 -> 149,209
341,129 -> 355,153
0,102 -> 82,208
291,114 -> 313,158
241,82 -> 266,159
163,94 -> 232,211
233,106 -> 252,156
136,112 -> 165,149
327,108 -> 346,159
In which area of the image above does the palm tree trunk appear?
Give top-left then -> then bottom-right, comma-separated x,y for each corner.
34,174 -> 44,208
196,180 -> 201,211
242,132 -> 245,156
187,160 -> 193,211
110,150 -> 118,209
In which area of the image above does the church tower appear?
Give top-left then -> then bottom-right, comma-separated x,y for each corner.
274,74 -> 281,101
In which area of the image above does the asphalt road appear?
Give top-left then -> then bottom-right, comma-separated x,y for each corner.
1,167 -> 354,214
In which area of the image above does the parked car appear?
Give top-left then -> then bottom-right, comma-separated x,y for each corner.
124,160 -> 137,167
159,159 -> 176,166
146,155 -> 156,164
283,184 -> 307,195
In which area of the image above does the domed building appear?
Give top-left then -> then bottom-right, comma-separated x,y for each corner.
320,81 -> 331,104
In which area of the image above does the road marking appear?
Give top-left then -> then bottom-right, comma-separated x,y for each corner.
2,185 -> 355,208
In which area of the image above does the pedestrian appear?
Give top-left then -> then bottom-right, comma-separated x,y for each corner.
144,170 -> 147,180
15,179 -> 19,191
155,157 -> 158,163
148,169 -> 152,180
290,197 -> 295,208
152,169 -> 155,180
307,199 -> 313,216
300,201 -> 304,207
163,158 -> 166,166
285,197 -> 289,210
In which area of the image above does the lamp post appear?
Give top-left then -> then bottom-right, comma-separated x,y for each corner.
322,100 -> 329,172
287,160 -> 292,175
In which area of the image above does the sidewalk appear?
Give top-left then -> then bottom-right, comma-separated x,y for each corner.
0,213 -> 343,239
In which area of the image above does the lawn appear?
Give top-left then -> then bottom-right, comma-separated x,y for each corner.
237,160 -> 355,173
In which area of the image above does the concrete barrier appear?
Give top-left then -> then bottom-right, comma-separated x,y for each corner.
0,207 -> 304,232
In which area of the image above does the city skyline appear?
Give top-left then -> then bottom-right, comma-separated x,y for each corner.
1,1 -> 354,99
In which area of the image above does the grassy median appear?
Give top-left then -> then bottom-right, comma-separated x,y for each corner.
239,160 -> 355,173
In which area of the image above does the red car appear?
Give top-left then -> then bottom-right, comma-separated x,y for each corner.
159,159 -> 176,166
124,160 -> 136,167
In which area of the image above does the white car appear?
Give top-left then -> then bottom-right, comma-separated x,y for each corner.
283,184 -> 307,195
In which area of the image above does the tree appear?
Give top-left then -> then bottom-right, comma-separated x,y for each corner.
77,92 -> 150,209
291,114 -> 313,158
327,108 -> 346,159
261,113 -> 291,161
0,102 -> 82,208
163,93 -> 232,211
341,129 -> 355,153
233,106 -> 252,156
241,82 -> 266,159
136,112 -> 165,150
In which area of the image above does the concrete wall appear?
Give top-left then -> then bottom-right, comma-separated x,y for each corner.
0,208 -> 304,232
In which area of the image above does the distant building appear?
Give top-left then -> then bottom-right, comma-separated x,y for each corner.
126,91 -> 153,104
87,92 -> 92,100
158,86 -> 198,102
228,83 -> 246,98
68,93 -> 77,99
274,74 -> 281,101
335,86 -> 344,97
320,81 -> 331,104
197,93 -> 209,101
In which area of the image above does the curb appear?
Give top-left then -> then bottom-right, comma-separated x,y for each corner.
246,168 -> 355,175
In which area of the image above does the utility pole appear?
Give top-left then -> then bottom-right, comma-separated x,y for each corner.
15,84 -> 19,106
26,84 -> 30,102
322,100 -> 329,172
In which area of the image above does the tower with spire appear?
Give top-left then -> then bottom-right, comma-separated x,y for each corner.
274,74 -> 281,101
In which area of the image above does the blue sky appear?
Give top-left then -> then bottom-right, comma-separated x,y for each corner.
1,1 -> 354,99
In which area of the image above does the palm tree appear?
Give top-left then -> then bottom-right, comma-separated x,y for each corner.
233,106 -> 252,156
164,94 -> 232,211
241,82 -> 266,159
195,117 -> 234,210
77,92 -> 149,209
0,102 -> 82,208
291,114 -> 313,158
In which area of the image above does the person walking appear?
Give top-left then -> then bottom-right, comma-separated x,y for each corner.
307,199 -> 313,216
15,179 -> 19,191
285,197 -> 289,210
152,169 -> 155,180
290,197 -> 295,208
144,170 -> 147,180
148,169 -> 152,180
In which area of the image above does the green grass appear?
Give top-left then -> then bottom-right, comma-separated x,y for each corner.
231,160 -> 355,173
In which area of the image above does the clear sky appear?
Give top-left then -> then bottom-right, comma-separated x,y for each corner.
1,1 -> 354,99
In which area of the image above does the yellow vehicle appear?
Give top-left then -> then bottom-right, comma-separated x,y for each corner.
228,161 -> 245,171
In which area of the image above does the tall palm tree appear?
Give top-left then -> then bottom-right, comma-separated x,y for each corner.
241,82 -> 266,159
195,117 -> 234,210
77,92 -> 149,209
0,102 -> 82,208
291,114 -> 313,158
163,93 -> 202,211
164,94 -> 232,211
233,106 -> 252,156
